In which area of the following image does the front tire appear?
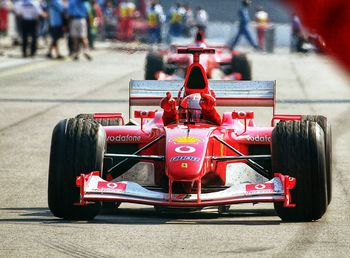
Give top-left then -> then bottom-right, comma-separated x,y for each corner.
272,120 -> 328,221
302,115 -> 332,204
75,114 -> 126,211
48,118 -> 106,220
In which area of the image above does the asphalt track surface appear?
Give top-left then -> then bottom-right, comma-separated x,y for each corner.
0,49 -> 349,258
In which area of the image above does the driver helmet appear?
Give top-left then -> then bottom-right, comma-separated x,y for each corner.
179,93 -> 202,122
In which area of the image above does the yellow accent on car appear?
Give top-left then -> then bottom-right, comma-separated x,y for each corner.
173,136 -> 201,144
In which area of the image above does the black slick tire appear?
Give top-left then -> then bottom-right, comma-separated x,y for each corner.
231,53 -> 252,80
76,114 -> 123,210
272,120 -> 328,221
48,118 -> 105,220
302,115 -> 332,204
145,52 -> 164,80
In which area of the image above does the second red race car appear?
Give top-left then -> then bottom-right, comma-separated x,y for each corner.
48,47 -> 331,221
145,31 -> 252,81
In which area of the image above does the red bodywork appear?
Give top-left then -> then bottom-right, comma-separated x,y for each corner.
76,47 -> 299,208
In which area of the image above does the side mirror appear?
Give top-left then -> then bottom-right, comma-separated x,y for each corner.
232,111 -> 255,135
232,111 -> 254,119
134,110 -> 156,119
134,110 -> 156,130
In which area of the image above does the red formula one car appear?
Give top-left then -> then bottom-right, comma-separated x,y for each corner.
48,48 -> 331,221
145,31 -> 252,81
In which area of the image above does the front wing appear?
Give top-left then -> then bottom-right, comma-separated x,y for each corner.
76,172 -> 296,208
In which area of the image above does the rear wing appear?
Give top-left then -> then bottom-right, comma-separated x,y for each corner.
129,80 -> 276,116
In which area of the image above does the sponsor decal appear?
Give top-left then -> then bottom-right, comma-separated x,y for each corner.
246,183 -> 274,192
181,163 -> 188,168
172,136 -> 201,144
247,135 -> 271,142
107,135 -> 141,142
175,146 -> 196,153
97,181 -> 127,192
170,156 -> 200,161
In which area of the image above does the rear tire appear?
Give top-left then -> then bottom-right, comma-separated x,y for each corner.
145,52 -> 164,80
272,120 -> 328,221
302,115 -> 332,204
76,114 -> 121,126
48,118 -> 105,220
231,53 -> 252,80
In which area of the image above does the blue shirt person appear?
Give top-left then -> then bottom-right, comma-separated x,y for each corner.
48,0 -> 64,27
229,0 -> 258,50
147,1 -> 165,43
67,0 -> 91,60
67,0 -> 88,18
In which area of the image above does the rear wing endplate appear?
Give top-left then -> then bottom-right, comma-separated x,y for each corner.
130,79 -> 275,108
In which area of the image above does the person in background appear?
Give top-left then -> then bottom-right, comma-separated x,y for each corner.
84,0 -> 93,48
12,0 -> 23,46
16,0 -> 44,57
60,0 -> 72,55
67,0 -> 91,60
254,5 -> 269,51
46,0 -> 65,58
183,3 -> 194,37
92,0 -> 102,43
290,13 -> 306,53
0,0 -> 9,35
167,2 -> 185,38
195,5 -> 208,35
146,0 -> 164,44
229,0 -> 258,50
102,1 -> 116,39
85,0 -> 102,49
38,0 -> 49,45
117,0 -> 135,41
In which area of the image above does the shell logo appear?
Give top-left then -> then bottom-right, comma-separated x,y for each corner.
173,136 -> 201,144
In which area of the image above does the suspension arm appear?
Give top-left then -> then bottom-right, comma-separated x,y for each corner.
107,134 -> 165,178
212,135 -> 271,179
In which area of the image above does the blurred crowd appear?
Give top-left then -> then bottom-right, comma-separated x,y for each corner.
0,0 -> 102,59
0,0 -> 211,59
0,0 -> 325,61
